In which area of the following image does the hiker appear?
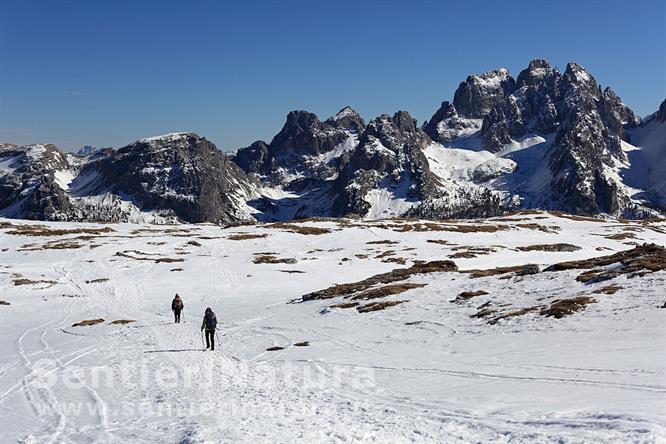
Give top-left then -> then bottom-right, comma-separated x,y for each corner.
201,307 -> 217,350
172,294 -> 184,323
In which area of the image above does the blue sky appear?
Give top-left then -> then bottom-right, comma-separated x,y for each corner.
1,0 -> 664,152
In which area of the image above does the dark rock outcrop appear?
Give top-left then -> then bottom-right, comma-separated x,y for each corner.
0,144 -> 76,221
77,133 -> 254,223
453,69 -> 517,119
235,107 -> 365,184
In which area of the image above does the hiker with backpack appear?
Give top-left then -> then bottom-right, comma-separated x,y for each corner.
201,307 -> 217,351
171,294 -> 184,323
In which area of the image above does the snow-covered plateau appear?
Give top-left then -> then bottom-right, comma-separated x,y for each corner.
0,211 -> 664,443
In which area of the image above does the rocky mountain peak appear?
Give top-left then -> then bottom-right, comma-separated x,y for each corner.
137,132 -> 199,145
269,110 -> 335,155
657,98 -> 666,123
325,106 -> 365,133
76,145 -> 103,156
363,111 -> 422,149
562,62 -> 598,93
392,111 -> 418,133
516,59 -> 560,87
232,140 -> 271,176
281,110 -> 320,133
453,68 -> 517,118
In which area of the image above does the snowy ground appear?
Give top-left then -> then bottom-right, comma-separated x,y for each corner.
0,212 -> 665,443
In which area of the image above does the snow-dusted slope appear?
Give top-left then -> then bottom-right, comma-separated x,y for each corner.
622,111 -> 666,209
0,212 -> 664,442
0,134 -> 259,224
423,60 -> 659,218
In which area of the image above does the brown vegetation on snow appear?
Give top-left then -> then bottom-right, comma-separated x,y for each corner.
72,318 -> 105,327
253,255 -> 297,264
227,233 -> 268,241
301,260 -> 458,302
540,296 -> 596,318
266,223 -> 331,235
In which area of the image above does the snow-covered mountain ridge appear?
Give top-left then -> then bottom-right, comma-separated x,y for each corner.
2,60 -> 665,223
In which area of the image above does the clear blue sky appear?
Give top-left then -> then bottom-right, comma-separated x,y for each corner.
1,0 -> 664,152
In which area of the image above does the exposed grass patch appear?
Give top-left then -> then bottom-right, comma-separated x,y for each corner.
382,257 -> 407,265
517,243 -> 581,252
465,264 -> 539,279
266,346 -> 285,351
605,232 -> 637,241
350,283 -> 427,301
514,223 -> 561,233
85,278 -> 109,284
6,224 -> 114,237
470,308 -> 496,319
110,319 -> 135,325
489,306 -> 539,325
266,223 -> 331,235
366,240 -> 399,245
452,290 -> 489,303
330,302 -> 359,309
592,284 -> 623,295
293,341 -> 310,347
0,300 -> 10,305
279,269 -> 305,274
548,211 -> 605,223
115,251 -> 185,264
449,251 -> 478,259
253,255 -> 297,264
14,278 -> 57,286
20,241 -> 83,251
186,240 -> 202,247
357,300 -> 407,313
72,318 -> 105,327
170,268 -> 183,272
391,222 -> 509,233
540,296 -> 596,318
545,243 -> 666,283
227,233 -> 268,241
301,260 -> 457,302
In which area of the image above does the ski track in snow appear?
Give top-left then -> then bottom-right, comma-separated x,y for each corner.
0,213 -> 665,443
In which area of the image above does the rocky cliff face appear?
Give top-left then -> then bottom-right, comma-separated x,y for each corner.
0,144 -> 76,220
424,59 -> 649,217
331,111 -> 435,217
234,107 -> 365,185
77,133 -> 256,223
1,134 -> 256,223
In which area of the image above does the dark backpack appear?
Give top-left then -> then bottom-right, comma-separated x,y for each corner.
173,298 -> 183,310
204,312 -> 217,330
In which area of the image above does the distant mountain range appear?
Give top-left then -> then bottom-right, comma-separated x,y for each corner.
1,59 -> 665,224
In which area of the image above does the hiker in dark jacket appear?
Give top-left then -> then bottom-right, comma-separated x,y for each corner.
171,294 -> 184,323
201,307 -> 217,350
